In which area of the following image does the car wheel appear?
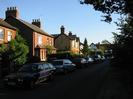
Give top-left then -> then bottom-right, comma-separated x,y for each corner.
48,74 -> 54,81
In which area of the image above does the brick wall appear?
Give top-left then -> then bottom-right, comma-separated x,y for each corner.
0,26 -> 16,44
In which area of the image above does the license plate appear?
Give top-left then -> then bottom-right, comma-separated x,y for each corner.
8,82 -> 16,86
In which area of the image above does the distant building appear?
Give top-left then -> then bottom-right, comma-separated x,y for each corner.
89,43 -> 98,51
5,7 -> 56,61
79,42 -> 84,55
52,25 -> 80,54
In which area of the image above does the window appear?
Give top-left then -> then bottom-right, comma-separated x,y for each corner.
50,40 -> 52,46
72,40 -> 75,47
64,59 -> 72,64
7,31 -> 12,41
43,63 -> 49,70
38,64 -> 44,71
0,28 -> 4,40
38,36 -> 42,44
41,50 -> 44,59
47,37 -> 49,45
75,42 -> 79,48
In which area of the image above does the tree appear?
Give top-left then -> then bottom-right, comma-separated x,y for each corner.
45,45 -> 54,55
80,1 -> 133,90
80,0 -> 133,66
101,40 -> 111,44
80,0 -> 133,22
82,38 -> 89,56
0,32 -> 29,73
112,17 -> 133,66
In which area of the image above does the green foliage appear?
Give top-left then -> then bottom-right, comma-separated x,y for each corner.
0,32 -> 29,72
112,16 -> 133,66
47,52 -> 82,60
45,45 -> 54,55
81,0 -> 133,22
82,38 -> 89,56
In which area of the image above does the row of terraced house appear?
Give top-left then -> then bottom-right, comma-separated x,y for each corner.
0,7 -> 81,77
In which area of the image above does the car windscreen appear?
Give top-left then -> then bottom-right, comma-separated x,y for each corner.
52,61 -> 63,66
18,64 -> 38,73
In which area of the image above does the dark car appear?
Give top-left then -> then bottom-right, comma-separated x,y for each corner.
51,59 -> 76,74
3,62 -> 56,88
71,58 -> 88,68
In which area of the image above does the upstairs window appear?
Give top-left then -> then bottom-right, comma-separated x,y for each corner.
0,28 -> 4,40
38,36 -> 42,45
47,37 -> 49,45
72,40 -> 75,48
75,42 -> 79,48
7,31 -> 12,41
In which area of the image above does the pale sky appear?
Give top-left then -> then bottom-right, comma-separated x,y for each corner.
0,0 -> 120,44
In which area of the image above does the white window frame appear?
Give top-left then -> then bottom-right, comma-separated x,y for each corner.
75,42 -> 78,48
0,28 -> 4,40
38,36 -> 42,45
7,31 -> 12,41
72,40 -> 75,48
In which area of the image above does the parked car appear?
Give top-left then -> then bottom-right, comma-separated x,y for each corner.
71,58 -> 88,68
3,62 -> 56,88
93,55 -> 102,62
86,57 -> 94,64
51,59 -> 76,74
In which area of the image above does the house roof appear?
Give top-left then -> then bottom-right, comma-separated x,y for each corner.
0,18 -> 16,30
5,17 -> 53,37
55,33 -> 73,40
69,35 -> 80,41
53,33 -> 80,42
18,19 -> 53,37
51,34 -> 59,38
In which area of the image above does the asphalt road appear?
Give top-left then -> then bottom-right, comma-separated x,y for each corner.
0,60 -> 129,99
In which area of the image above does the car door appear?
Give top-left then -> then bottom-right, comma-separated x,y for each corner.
64,59 -> 73,71
43,63 -> 51,78
38,64 -> 47,82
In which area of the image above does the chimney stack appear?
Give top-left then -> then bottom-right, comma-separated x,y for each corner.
68,31 -> 72,36
32,19 -> 41,28
5,7 -> 19,18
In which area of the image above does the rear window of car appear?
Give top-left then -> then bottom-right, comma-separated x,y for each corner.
52,60 -> 63,66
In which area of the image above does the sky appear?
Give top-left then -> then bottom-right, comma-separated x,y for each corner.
0,0 -> 120,44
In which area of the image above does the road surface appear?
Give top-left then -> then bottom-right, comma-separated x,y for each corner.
0,60 -> 130,99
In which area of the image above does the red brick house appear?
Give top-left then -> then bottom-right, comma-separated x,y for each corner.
5,7 -> 55,61
0,18 -> 16,44
0,18 -> 16,77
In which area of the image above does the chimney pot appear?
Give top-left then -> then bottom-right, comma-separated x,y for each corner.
6,6 -> 19,18
32,19 -> 41,28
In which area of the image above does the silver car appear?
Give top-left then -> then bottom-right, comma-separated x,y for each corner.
51,59 -> 76,74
